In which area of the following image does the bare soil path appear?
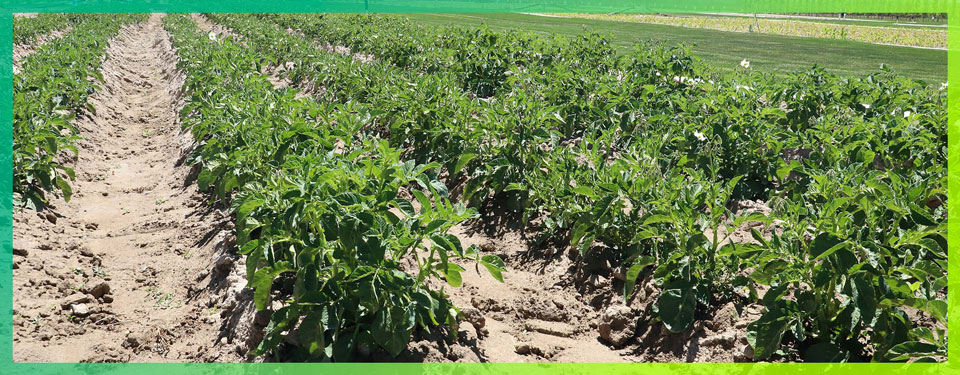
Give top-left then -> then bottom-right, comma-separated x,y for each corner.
13,14 -> 243,363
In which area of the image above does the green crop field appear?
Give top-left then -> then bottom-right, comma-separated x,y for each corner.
401,13 -> 947,84
12,13 -> 947,363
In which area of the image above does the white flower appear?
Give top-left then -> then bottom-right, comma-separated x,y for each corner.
208,32 -> 217,41
656,71 -> 661,77
862,103 -> 871,109
740,59 -> 750,69
903,111 -> 912,118
941,82 -> 948,91
673,76 -> 680,83
693,131 -> 706,141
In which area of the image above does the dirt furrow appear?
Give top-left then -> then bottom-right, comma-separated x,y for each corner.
13,26 -> 73,73
391,202 -> 761,363
188,13 -> 296,91
282,26 -> 374,63
13,14 -> 245,363
190,13 -> 241,42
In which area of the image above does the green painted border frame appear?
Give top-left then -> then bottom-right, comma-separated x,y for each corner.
0,1 -> 955,373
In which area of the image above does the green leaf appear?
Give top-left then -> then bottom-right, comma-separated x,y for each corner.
750,228 -> 770,248
925,299 -> 947,323
851,274 -> 876,326
430,180 -> 449,198
445,263 -> 464,287
746,309 -> 790,360
412,190 -> 431,215
479,254 -> 505,283
393,199 -> 416,217
298,311 -> 326,357
658,285 -> 696,333
452,153 -> 475,176
251,263 -> 292,311
885,341 -> 940,361
332,326 -> 358,361
810,233 -> 846,260
423,219 -> 448,233
373,306 -> 412,357
623,256 -> 654,301
776,161 -> 800,181
197,169 -> 214,191
910,327 -> 936,344
571,186 -> 596,198
55,178 -> 72,202
643,214 -> 672,226
236,197 -> 263,221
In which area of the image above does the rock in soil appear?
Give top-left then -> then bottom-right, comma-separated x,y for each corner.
70,304 -> 91,317
61,293 -> 92,309
84,281 -> 111,298
598,304 -> 636,347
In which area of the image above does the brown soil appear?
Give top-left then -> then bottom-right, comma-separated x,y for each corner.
13,26 -> 73,73
13,14 -> 246,363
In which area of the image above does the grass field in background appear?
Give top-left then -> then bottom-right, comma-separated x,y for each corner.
402,13 -> 946,83
668,13 -> 948,29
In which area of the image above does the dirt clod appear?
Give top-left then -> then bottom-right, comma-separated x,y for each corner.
85,280 -> 111,298
598,304 -> 636,347
61,293 -> 92,309
71,304 -> 92,317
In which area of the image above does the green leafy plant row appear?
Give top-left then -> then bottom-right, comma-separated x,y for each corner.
260,13 -> 614,98
13,13 -> 85,45
163,14 -> 504,362
14,13 -> 146,210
